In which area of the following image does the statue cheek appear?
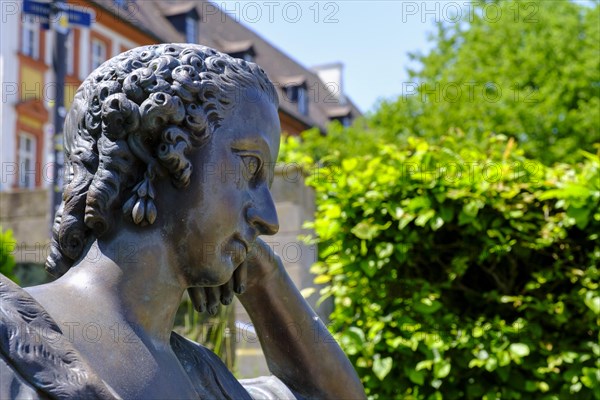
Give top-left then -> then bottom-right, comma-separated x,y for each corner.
219,193 -> 243,216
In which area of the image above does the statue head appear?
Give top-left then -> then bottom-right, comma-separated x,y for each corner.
46,43 -> 279,279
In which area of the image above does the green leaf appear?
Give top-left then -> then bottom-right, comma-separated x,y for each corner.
416,360 -> 434,371
430,216 -> 444,230
360,240 -> 368,256
314,274 -> 331,284
360,260 -> 377,277
439,204 -> 454,222
323,204 -> 342,219
509,343 -> 530,358
342,158 -> 358,172
375,242 -> 394,259
351,220 -> 391,240
347,326 -> 365,343
352,221 -> 378,240
524,380 -> 537,392
413,298 -> 442,314
463,200 -> 484,217
408,368 -> 425,385
415,209 -> 435,227
583,292 -> 600,315
373,356 -> 393,380
398,214 -> 415,230
300,287 -> 316,299
434,361 -> 451,379
580,367 -> 600,389
567,206 -> 591,229
407,196 -> 432,211
340,327 -> 365,356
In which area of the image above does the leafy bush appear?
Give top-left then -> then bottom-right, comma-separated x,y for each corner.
0,228 -> 17,283
284,134 -> 600,399
371,0 -> 600,165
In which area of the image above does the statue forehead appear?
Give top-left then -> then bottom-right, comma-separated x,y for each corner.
214,86 -> 281,158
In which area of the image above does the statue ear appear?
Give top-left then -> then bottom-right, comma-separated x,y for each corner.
123,165 -> 157,226
124,130 -> 161,227
123,124 -> 197,226
122,93 -> 196,227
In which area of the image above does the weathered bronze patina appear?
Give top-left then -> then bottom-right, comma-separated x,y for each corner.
0,44 -> 366,399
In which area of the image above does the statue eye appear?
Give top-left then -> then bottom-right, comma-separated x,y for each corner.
241,155 -> 262,180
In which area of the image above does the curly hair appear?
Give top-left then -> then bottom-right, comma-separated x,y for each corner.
45,43 -> 279,278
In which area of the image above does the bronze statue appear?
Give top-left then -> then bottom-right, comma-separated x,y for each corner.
0,44 -> 366,399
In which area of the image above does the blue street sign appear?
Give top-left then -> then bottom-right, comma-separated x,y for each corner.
67,8 -> 92,27
23,0 -> 93,27
23,0 -> 50,18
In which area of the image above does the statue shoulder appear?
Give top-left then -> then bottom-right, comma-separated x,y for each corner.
0,274 -> 119,399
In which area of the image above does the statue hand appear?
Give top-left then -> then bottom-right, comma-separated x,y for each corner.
187,281 -> 236,316
187,239 -> 279,315
235,238 -> 281,291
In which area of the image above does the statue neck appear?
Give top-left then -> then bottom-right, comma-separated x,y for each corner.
56,228 -> 185,347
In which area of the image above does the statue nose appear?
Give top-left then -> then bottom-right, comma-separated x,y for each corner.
246,189 -> 279,235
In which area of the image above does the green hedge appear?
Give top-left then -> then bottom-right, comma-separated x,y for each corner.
285,134 -> 600,399
0,228 -> 17,283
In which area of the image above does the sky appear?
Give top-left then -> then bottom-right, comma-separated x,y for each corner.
218,1 -> 440,113
216,1 -> 598,113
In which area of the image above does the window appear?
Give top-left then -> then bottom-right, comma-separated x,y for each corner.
66,32 -> 75,75
285,84 -> 308,116
297,86 -> 308,116
186,15 -> 198,43
285,85 -> 298,102
18,133 -> 37,189
230,51 -> 254,63
21,15 -> 40,59
91,39 -> 107,70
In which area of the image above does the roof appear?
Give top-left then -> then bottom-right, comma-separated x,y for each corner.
90,0 -> 183,43
217,40 -> 254,54
158,1 -> 197,17
276,75 -> 308,86
95,0 -> 362,131
326,106 -> 353,118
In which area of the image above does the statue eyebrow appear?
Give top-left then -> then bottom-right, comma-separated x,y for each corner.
230,136 -> 271,162
231,136 -> 275,186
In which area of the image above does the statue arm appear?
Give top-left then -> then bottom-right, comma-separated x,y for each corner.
236,240 -> 367,400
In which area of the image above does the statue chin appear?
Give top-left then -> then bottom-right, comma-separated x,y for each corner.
188,272 -> 232,288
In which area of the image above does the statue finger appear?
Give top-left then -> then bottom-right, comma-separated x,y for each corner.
233,263 -> 247,294
206,286 -> 221,316
220,279 -> 234,305
188,287 -> 207,313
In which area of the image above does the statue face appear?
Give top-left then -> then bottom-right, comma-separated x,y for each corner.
166,87 -> 281,287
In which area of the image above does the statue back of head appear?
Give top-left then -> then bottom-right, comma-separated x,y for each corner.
46,43 -> 279,278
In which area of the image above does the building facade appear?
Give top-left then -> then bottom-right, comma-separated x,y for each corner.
1,0 -> 360,193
